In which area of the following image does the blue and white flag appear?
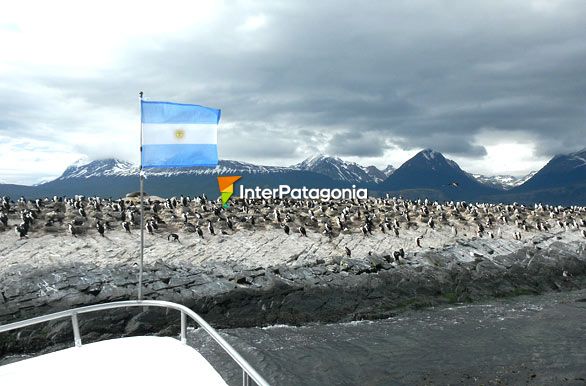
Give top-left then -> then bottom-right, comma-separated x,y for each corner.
141,100 -> 221,168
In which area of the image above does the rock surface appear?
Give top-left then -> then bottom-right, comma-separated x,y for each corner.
1,221 -> 585,357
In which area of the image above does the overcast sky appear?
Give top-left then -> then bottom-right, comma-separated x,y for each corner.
1,0 -> 585,184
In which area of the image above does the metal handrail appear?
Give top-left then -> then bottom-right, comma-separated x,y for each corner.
0,300 -> 270,386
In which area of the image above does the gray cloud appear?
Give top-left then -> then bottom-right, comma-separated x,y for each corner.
128,0 -> 586,157
1,0 -> 586,183
219,123 -> 301,160
326,131 -> 389,157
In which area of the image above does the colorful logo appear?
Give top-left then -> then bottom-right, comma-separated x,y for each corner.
217,176 -> 241,208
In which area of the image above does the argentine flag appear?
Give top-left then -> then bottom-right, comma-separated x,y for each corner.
141,100 -> 221,168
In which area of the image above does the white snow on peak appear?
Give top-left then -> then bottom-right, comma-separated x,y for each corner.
295,155 -> 382,182
382,165 -> 396,176
71,157 -> 92,168
514,171 -> 537,186
58,159 -> 138,180
33,177 -> 59,186
421,149 -> 439,161
568,148 -> 586,167
52,155 -> 392,184
472,171 -> 537,190
56,158 -> 296,180
299,154 -> 329,166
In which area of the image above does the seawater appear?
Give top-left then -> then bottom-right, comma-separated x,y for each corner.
189,290 -> 586,385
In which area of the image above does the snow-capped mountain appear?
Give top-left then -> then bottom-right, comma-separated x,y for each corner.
5,158 -> 347,199
471,171 -> 537,190
513,171 -> 538,187
381,165 -> 396,177
57,159 -> 291,180
47,155 -> 394,186
294,154 -> 390,183
513,148 -> 586,192
2,148 -> 585,204
382,149 -> 500,199
145,160 -> 291,177
58,159 -> 137,179
361,165 -> 396,183
363,166 -> 387,183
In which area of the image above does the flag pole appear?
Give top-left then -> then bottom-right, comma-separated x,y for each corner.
138,91 -> 145,301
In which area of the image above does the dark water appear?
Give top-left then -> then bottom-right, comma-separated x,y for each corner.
189,290 -> 586,386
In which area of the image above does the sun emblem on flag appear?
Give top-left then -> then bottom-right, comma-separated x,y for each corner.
174,129 -> 185,140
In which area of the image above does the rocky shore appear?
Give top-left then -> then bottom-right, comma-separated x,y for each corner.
1,225 -> 585,357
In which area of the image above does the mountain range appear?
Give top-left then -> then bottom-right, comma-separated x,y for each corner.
294,155 -> 394,184
1,149 -> 585,205
470,172 -> 537,190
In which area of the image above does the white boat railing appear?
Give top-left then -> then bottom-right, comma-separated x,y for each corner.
0,300 -> 270,386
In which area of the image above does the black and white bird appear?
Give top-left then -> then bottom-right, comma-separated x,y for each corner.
150,219 -> 159,230
168,233 -> 180,242
122,221 -> 131,233
416,236 -> 423,248
392,250 -> 401,263
207,220 -> 215,235
2,197 -> 11,211
14,225 -> 27,239
145,221 -> 154,235
477,223 -> 484,234
393,248 -> 405,263
96,221 -> 105,237
68,223 -> 77,237
298,226 -> 307,237
360,224 -> 368,236
282,223 -> 290,235
196,226 -> 204,239
345,246 -> 351,257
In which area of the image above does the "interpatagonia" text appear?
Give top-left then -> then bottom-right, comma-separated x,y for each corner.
239,184 -> 368,200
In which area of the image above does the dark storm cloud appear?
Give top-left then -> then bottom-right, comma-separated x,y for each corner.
129,0 -> 586,160
326,131 -> 389,157
3,0 -> 586,167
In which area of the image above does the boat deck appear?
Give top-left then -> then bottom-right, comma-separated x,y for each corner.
0,336 -> 227,386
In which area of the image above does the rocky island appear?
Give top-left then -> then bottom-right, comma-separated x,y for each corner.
1,194 -> 585,357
